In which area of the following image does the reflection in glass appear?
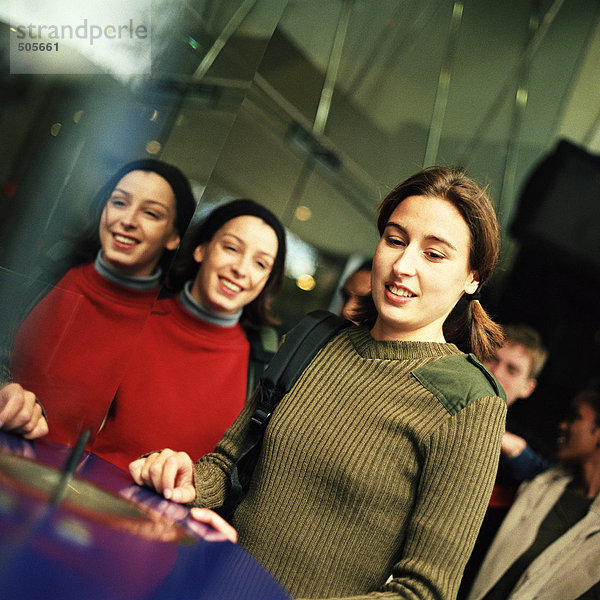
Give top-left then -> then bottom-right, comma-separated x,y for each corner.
0,0 -> 289,441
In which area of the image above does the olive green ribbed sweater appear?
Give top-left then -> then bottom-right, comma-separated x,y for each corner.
192,326 -> 506,600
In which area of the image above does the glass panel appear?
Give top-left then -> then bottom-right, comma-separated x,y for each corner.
0,0 -> 288,444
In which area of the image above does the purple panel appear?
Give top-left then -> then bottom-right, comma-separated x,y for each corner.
0,432 -> 290,600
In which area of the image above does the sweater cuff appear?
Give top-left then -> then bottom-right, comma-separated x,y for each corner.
505,444 -> 552,481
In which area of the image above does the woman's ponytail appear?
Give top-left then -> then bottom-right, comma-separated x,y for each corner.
467,298 -> 504,361
443,295 -> 504,361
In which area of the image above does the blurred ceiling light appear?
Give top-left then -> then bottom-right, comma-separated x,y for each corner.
285,231 -> 318,279
295,205 -> 312,221
50,123 -> 62,137
149,109 -> 159,122
296,274 -> 316,291
73,110 -> 84,124
145,140 -> 162,154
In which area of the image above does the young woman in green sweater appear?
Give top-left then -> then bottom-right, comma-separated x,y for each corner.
130,166 -> 507,600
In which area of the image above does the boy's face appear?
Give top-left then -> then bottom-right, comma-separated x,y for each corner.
483,342 -> 537,407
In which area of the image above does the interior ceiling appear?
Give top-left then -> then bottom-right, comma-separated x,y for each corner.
2,0 -> 600,265
278,0 -> 600,144
168,0 -> 600,261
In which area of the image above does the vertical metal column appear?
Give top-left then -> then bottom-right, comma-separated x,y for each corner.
193,0 -> 258,79
498,2 -> 541,232
313,0 -> 354,135
284,0 -> 354,226
423,1 -> 464,167
457,0 -> 565,165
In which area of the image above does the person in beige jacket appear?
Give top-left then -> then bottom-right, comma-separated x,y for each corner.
467,383 -> 600,600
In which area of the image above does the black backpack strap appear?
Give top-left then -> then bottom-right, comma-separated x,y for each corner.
219,310 -> 351,518
244,325 -> 279,401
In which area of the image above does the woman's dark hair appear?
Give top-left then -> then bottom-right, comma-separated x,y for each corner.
167,199 -> 287,328
577,381 -> 600,428
355,166 -> 503,361
74,159 -> 196,273
355,259 -> 373,273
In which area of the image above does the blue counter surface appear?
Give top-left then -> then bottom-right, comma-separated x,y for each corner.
0,432 -> 290,600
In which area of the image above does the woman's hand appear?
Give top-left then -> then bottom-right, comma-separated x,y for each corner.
0,382 -> 49,439
501,431 -> 527,458
189,508 -> 238,543
129,449 -> 196,503
129,452 -> 238,543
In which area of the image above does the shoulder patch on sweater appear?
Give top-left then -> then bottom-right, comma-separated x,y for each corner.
411,353 -> 506,415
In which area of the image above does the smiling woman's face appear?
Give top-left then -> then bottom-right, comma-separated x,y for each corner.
557,398 -> 600,464
98,170 -> 180,277
190,215 -> 279,316
370,195 -> 479,342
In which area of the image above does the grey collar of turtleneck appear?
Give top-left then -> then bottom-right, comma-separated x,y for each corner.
180,281 -> 242,327
94,251 -> 162,290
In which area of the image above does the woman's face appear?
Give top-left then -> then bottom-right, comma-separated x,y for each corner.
557,399 -> 600,464
190,215 -> 279,316
99,170 -> 180,277
370,195 -> 479,342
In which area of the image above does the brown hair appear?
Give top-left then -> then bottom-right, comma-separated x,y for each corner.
503,324 -> 548,378
574,382 -> 600,428
356,166 -> 503,360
